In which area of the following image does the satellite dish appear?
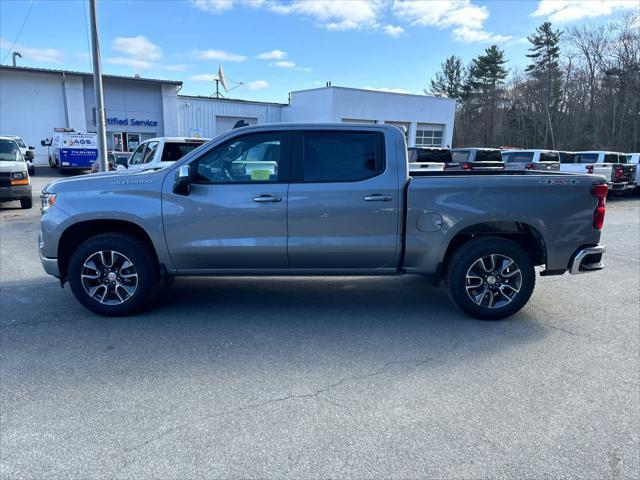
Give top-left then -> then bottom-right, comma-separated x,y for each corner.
218,64 -> 228,92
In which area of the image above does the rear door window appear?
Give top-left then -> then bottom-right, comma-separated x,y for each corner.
300,131 -> 384,182
161,142 -> 205,162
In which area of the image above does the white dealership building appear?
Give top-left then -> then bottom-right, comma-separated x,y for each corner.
0,65 -> 456,165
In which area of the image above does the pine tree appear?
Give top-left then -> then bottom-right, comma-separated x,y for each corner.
466,45 -> 508,146
428,56 -> 465,99
526,22 -> 563,148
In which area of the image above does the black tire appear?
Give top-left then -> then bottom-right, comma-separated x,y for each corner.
29,166 -> 35,176
68,233 -> 158,316
446,236 -> 535,320
20,197 -> 32,209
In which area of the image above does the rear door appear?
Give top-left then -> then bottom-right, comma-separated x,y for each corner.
287,129 -> 400,270
163,131 -> 291,270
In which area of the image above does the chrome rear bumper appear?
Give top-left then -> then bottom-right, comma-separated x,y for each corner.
569,245 -> 606,274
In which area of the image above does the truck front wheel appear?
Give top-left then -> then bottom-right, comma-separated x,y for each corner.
446,237 -> 535,320
68,233 -> 158,316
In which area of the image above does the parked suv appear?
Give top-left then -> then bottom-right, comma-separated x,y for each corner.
501,149 -> 560,171
0,137 -> 32,209
449,148 -> 504,171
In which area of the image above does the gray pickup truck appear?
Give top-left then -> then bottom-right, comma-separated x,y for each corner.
39,124 -> 609,320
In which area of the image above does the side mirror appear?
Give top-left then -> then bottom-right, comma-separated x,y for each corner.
173,165 -> 191,196
29,146 -> 35,150
24,150 -> 34,160
40,140 -> 46,147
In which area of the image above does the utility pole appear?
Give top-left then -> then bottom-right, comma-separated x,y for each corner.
89,0 -> 108,173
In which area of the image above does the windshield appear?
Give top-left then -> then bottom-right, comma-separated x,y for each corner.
161,142 -> 205,162
0,139 -> 23,162
13,137 -> 27,148
451,151 -> 470,162
409,148 -> 452,163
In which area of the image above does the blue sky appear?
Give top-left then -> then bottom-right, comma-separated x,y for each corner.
1,0 -> 638,102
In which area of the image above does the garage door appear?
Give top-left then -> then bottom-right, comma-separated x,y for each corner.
215,116 -> 258,136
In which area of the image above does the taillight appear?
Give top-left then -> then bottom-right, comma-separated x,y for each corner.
591,183 -> 608,230
615,166 -> 623,179
586,165 -> 593,174
525,163 -> 533,170
462,163 -> 472,170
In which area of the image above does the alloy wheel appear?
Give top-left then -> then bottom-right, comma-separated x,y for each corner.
465,254 -> 522,309
80,250 -> 139,305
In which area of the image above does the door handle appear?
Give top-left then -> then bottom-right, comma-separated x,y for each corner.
363,194 -> 392,202
253,194 -> 282,203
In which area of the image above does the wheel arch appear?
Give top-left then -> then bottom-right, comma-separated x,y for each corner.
440,221 -> 547,279
58,219 -> 160,281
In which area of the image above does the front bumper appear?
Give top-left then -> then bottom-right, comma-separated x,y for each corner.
39,233 -> 60,277
569,245 -> 606,274
0,185 -> 32,201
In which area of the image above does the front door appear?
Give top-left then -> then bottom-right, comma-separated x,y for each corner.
287,129 -> 400,270
163,131 -> 291,271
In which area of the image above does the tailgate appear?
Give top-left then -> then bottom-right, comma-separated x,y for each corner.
612,164 -> 637,183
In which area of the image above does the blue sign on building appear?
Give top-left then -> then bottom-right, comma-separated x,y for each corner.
106,117 -> 158,127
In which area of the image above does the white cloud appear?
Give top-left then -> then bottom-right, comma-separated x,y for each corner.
257,49 -> 288,60
164,64 -> 188,71
382,24 -> 405,37
193,49 -> 247,62
191,0 -> 235,14
363,86 -> 414,94
531,0 -> 638,23
246,79 -> 269,90
392,0 -> 510,43
112,36 -> 162,61
269,0 -> 383,31
188,73 -> 218,82
106,57 -> 154,70
0,38 -> 64,63
274,60 -> 296,68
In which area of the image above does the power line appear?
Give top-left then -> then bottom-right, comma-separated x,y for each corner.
1,0 -> 35,65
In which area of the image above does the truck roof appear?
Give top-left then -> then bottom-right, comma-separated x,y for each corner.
576,150 -> 625,155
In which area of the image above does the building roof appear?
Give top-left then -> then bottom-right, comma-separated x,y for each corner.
289,85 -> 454,102
178,94 -> 286,106
0,65 -> 182,85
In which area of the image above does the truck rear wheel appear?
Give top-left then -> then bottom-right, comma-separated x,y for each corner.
446,237 -> 535,320
68,233 -> 158,316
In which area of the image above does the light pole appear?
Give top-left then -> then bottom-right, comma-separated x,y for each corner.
89,0 -> 108,173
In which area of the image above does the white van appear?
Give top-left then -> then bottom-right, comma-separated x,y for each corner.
44,129 -> 98,172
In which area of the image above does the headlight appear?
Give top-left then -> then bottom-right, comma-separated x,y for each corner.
40,192 -> 57,212
10,172 -> 29,185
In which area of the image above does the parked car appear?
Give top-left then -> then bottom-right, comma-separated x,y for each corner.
407,147 -> 447,172
573,151 -> 636,194
6,135 -> 35,175
90,152 -> 132,173
559,151 -> 611,178
625,153 -> 639,190
501,149 -> 560,171
449,148 -> 504,171
124,137 -> 209,172
39,124 -> 609,320
0,136 -> 32,209
44,129 -> 98,173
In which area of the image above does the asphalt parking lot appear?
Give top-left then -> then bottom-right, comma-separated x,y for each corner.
1,169 -> 639,478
